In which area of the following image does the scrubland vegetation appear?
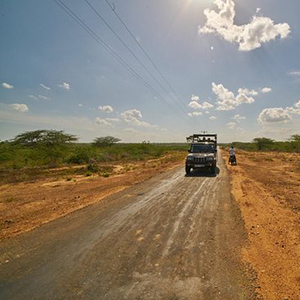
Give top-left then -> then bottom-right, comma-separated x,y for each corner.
222,135 -> 300,152
0,130 -> 188,184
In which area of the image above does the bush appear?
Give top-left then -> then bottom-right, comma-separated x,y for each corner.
93,136 -> 121,147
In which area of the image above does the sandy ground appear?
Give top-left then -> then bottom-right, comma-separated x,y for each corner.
0,152 -> 185,240
223,149 -> 300,300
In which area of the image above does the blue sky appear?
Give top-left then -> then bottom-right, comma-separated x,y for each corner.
1,0 -> 299,143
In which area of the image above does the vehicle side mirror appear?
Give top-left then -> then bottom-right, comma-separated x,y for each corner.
188,149 -> 191,153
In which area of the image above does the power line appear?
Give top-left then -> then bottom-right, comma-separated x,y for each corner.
85,0 -> 189,116
104,0 -> 189,113
52,0 -> 183,116
85,1 -> 179,110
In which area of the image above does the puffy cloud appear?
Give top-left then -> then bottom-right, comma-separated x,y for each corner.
235,93 -> 255,105
40,83 -> 51,90
121,109 -> 142,120
2,82 -> 13,89
188,101 -> 203,109
198,0 -> 290,51
209,116 -> 217,120
238,88 -> 258,96
98,105 -> 113,113
58,82 -> 70,90
191,95 -> 200,102
232,114 -> 246,123
261,87 -> 272,93
187,112 -> 203,117
11,104 -> 28,112
257,108 -> 291,124
212,82 -> 236,111
227,122 -> 236,130
213,82 -> 256,110
95,118 -> 112,126
258,101 -> 300,126
188,95 -> 214,110
202,101 -> 214,109
120,109 -> 156,128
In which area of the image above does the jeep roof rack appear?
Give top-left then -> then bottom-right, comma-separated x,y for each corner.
186,134 -> 217,145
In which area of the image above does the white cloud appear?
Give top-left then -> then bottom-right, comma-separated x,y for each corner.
98,105 -> 113,113
28,94 -> 50,100
198,0 -> 290,51
188,95 -> 214,110
105,118 -> 120,122
261,87 -> 272,93
11,104 -> 28,112
38,95 -> 50,100
189,101 -> 203,109
202,101 -> 214,109
120,109 -> 160,129
238,88 -> 258,96
95,118 -> 112,126
121,109 -> 150,127
2,82 -> 13,89
121,109 -> 142,120
289,71 -> 300,76
40,83 -> 51,90
213,82 -> 256,110
58,82 -> 70,90
188,112 -> 203,117
28,95 -> 38,100
256,8 -> 261,14
191,94 -> 200,102
232,114 -> 246,123
209,116 -> 217,120
78,104 -> 83,107
258,108 -> 291,124
258,100 -> 300,126
227,122 -> 236,130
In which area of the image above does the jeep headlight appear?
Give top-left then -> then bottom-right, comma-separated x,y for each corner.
187,157 -> 193,161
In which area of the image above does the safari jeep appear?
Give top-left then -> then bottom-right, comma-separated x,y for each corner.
185,134 -> 217,175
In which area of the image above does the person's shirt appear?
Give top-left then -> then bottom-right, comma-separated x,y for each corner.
229,148 -> 235,156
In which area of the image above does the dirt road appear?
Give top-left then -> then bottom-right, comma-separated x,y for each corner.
0,154 -> 256,299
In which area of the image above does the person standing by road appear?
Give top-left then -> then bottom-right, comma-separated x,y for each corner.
228,145 -> 236,164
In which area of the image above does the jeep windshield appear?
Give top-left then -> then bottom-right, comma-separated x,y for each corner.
190,144 -> 215,153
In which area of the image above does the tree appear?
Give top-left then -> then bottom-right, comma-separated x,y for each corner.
252,137 -> 274,151
12,130 -> 78,148
93,136 -> 121,147
289,134 -> 300,152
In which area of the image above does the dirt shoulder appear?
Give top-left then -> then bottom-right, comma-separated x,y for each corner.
0,152 -> 185,241
222,149 -> 300,300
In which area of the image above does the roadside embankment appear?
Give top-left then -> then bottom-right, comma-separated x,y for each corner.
222,149 -> 300,300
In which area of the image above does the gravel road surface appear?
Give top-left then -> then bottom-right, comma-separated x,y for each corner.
0,154 -> 256,299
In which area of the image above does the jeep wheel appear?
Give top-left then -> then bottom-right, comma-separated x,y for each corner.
185,166 -> 191,175
210,166 -> 216,174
